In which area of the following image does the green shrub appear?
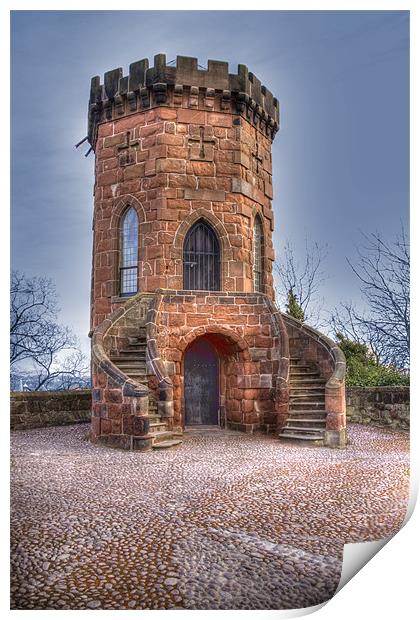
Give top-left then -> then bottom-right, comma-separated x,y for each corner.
286,289 -> 305,322
336,334 -> 409,386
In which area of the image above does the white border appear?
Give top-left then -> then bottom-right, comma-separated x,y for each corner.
3,3 -> 417,619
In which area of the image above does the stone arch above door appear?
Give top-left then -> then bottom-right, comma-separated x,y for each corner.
179,325 -> 250,360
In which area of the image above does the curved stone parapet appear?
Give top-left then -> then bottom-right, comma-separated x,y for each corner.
262,297 -> 290,429
282,313 -> 347,448
90,292 -> 152,450
145,291 -> 175,426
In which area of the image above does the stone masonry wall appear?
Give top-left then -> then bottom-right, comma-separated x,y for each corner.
12,387 -> 409,433
91,102 -> 276,330
10,391 -> 91,430
152,290 -> 285,433
346,387 -> 409,431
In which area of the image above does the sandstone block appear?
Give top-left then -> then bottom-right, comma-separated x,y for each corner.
184,188 -> 226,201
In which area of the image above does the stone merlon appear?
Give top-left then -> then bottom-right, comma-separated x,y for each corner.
87,53 -> 280,147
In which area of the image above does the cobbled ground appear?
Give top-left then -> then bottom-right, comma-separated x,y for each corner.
10,423 -> 409,610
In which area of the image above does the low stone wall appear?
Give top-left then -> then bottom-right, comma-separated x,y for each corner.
346,387 -> 409,431
10,387 -> 410,432
10,391 -> 92,430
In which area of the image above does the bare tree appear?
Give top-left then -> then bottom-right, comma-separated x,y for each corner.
10,271 -> 89,390
10,272 -> 59,364
29,326 -> 89,391
330,227 -> 409,369
274,238 -> 328,326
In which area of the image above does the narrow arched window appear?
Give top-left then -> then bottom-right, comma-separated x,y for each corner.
120,207 -> 139,296
183,219 -> 220,291
253,215 -> 264,292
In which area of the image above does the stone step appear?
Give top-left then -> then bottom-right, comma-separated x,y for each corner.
290,377 -> 325,383
117,370 -> 148,377
150,422 -> 167,432
286,416 -> 326,423
290,373 -> 322,378
289,360 -> 313,364
290,396 -> 325,402
123,338 -> 146,344
290,386 -> 325,392
287,414 -> 326,421
148,415 -> 162,425
285,424 -> 325,432
117,349 -> 146,360
113,360 -> 146,367
282,427 -> 324,436
288,409 -> 327,416
113,361 -> 146,367
112,360 -> 147,367
279,431 -> 324,442
290,401 -> 325,410
112,352 -> 146,359
289,379 -> 325,389
153,439 -> 183,450
151,430 -> 176,443
291,372 -> 318,377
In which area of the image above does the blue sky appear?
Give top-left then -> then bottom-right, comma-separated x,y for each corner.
11,10 -> 409,355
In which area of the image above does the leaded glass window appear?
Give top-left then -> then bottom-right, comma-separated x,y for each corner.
183,220 -> 220,291
120,207 -> 138,296
253,215 -> 264,292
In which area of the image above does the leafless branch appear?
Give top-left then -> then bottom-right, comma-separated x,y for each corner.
329,226 -> 409,369
273,238 -> 328,326
10,271 -> 90,390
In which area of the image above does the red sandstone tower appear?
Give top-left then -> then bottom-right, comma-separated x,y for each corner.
87,54 -> 346,450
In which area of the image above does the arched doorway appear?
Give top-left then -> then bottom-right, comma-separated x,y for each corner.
183,219 -> 220,291
184,337 -> 220,425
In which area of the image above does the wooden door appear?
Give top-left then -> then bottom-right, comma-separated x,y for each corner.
184,338 -> 219,425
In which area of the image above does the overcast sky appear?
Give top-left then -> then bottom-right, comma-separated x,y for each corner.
11,10 -> 409,356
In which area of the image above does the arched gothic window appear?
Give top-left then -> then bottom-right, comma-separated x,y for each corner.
183,219 -> 220,291
253,215 -> 264,292
120,207 -> 139,296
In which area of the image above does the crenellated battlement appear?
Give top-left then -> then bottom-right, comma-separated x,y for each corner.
88,53 -> 280,148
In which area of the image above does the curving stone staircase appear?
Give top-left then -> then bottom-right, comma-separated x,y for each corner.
110,328 -> 182,450
279,357 -> 327,443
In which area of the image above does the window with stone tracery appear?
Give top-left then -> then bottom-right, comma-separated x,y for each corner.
253,215 -> 264,293
120,207 -> 138,296
183,219 -> 220,291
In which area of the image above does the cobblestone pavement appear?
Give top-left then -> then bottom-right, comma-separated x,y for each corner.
10,424 -> 409,610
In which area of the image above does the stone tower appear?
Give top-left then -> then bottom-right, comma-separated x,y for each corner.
87,54 -> 346,451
